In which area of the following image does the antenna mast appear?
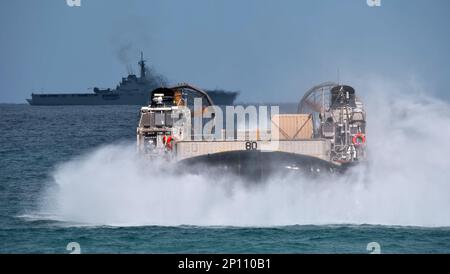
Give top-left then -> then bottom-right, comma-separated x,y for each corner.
337,68 -> 340,85
139,51 -> 146,79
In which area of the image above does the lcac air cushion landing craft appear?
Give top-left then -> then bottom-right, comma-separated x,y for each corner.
136,82 -> 366,180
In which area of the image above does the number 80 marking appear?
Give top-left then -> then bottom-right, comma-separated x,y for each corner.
245,141 -> 257,151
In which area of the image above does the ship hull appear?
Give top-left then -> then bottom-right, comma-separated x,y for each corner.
27,93 -> 149,106
27,92 -> 237,106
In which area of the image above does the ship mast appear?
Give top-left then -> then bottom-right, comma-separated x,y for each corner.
138,52 -> 146,79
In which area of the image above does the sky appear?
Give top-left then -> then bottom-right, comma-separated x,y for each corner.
0,0 -> 449,103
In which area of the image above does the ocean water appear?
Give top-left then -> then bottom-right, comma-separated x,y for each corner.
1,97 -> 450,253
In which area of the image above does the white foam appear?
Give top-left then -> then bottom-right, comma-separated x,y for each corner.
38,77 -> 450,227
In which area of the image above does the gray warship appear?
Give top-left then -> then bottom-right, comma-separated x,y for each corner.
27,53 -> 239,106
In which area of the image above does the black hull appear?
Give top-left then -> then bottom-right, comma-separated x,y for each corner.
178,150 -> 340,182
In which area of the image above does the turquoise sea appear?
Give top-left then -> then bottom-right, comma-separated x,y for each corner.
1,104 -> 450,253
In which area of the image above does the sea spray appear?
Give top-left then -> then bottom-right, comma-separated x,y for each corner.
38,79 -> 450,227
